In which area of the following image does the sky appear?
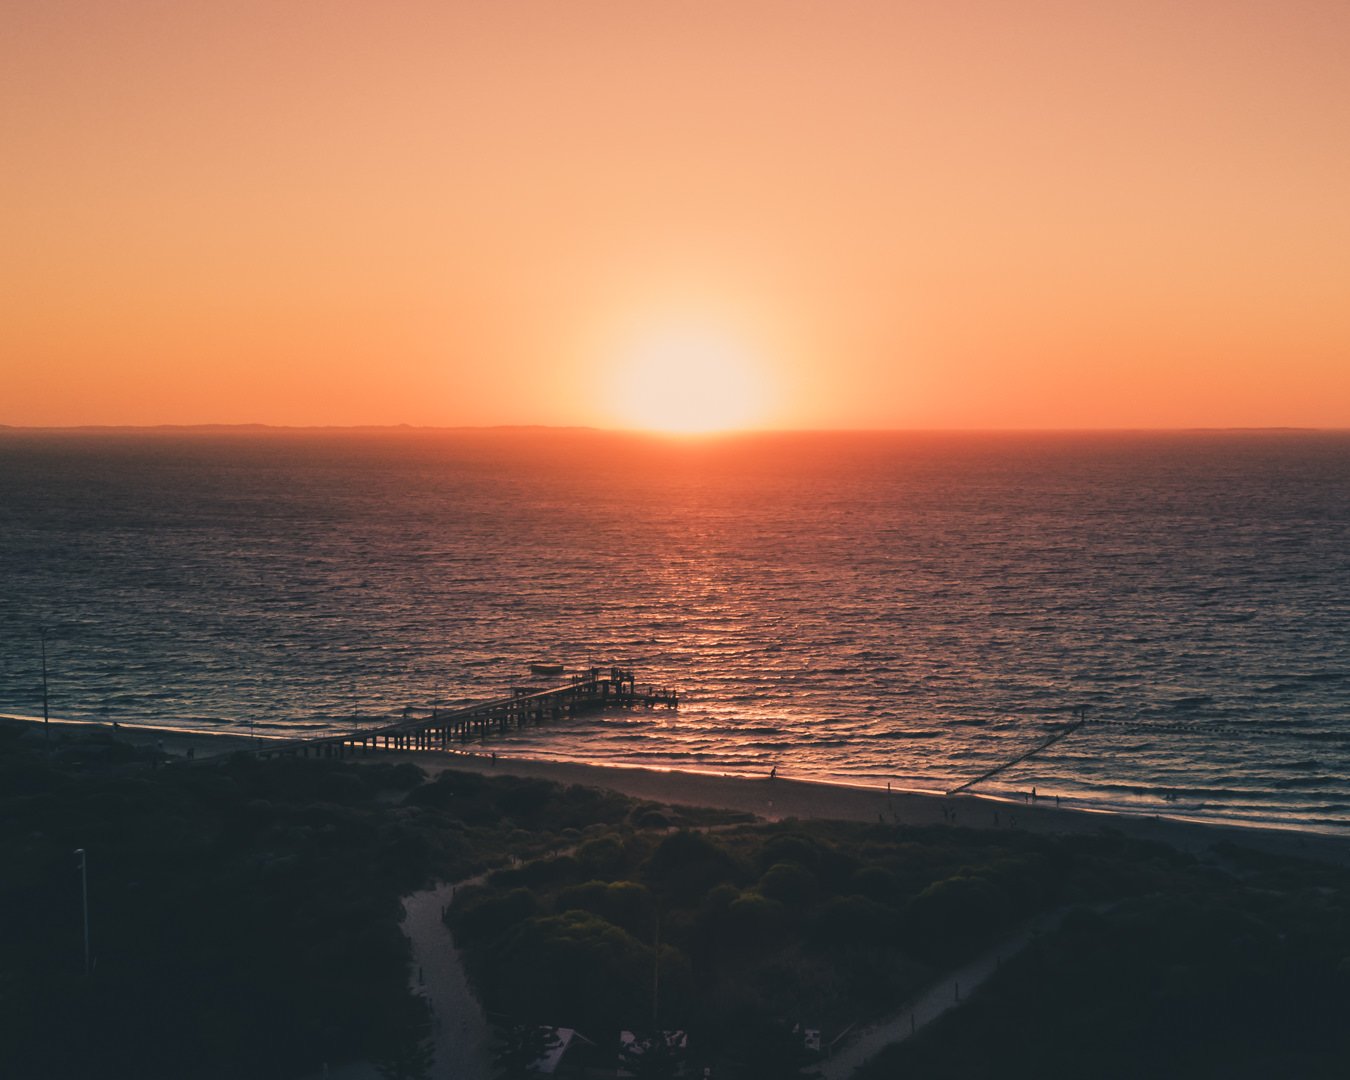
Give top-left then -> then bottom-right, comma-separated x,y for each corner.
3,0 -> 1348,430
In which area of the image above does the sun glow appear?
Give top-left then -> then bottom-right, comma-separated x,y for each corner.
609,326 -> 769,434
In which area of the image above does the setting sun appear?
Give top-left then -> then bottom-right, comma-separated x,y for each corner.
608,326 -> 769,434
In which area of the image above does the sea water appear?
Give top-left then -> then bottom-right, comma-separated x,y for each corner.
1,429 -> 1346,831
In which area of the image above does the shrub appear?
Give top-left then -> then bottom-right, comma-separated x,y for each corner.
557,880 -> 656,936
642,831 -> 743,904
758,862 -> 819,908
451,887 -> 540,943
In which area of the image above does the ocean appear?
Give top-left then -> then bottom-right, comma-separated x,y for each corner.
2,429 -> 1347,832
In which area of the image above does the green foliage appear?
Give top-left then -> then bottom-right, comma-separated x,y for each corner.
758,861 -> 819,907
452,810 -> 1350,1075
557,879 -> 655,936
809,894 -> 898,950
485,911 -> 689,1033
757,832 -> 824,872
618,1030 -> 688,1080
492,1022 -> 561,1079
498,778 -> 554,820
709,1010 -> 824,1080
905,873 -> 1008,960
0,727 -> 683,1080
575,833 -> 629,878
404,769 -> 494,823
642,830 -> 743,904
373,1034 -> 434,1080
451,887 -> 541,943
0,749 -> 435,1078
848,864 -> 899,902
858,882 -> 1350,1080
629,802 -> 674,828
26,725 -> 1318,1080
725,891 -> 792,948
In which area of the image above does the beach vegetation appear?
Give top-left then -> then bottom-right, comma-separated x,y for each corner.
9,722 -> 1350,1078
491,1021 -> 560,1079
557,879 -> 655,935
617,1029 -> 689,1080
642,828 -> 747,903
758,861 -> 819,906
0,726 -> 724,1079
447,814 -> 1350,1075
854,846 -> 1350,1079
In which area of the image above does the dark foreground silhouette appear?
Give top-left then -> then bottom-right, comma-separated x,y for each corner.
5,720 -> 1349,1079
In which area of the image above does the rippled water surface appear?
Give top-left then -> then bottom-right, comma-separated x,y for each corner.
2,430 -> 1347,831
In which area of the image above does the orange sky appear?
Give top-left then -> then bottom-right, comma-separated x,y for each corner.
4,1 -> 1348,430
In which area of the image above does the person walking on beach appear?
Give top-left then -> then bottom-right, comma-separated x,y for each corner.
769,766 -> 777,780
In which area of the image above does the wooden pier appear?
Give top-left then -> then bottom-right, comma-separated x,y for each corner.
252,667 -> 677,761
943,705 -> 1308,797
946,714 -> 1087,796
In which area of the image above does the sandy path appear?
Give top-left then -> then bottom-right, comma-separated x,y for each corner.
300,876 -> 493,1080
818,907 -> 1075,1079
404,880 -> 493,1080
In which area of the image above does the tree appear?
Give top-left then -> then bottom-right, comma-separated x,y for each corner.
373,1036 -> 434,1080
618,1030 -> 686,1080
731,1018 -> 820,1080
493,1022 -> 560,1080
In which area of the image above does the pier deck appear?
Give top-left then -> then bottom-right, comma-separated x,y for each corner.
252,667 -> 677,760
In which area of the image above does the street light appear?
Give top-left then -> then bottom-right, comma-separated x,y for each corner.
40,626 -> 50,747
74,848 -> 90,977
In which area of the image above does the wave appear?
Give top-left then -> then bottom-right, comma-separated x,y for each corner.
4,430 -> 1347,834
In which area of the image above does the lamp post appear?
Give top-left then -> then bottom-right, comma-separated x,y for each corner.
74,848 -> 90,977
40,627 -> 50,747
652,910 -> 660,1027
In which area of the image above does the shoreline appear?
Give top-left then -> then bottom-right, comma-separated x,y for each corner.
411,751 -> 1350,868
9,710 -> 1341,831
10,714 -> 1350,868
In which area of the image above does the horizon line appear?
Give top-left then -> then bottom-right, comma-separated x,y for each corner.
0,422 -> 1346,437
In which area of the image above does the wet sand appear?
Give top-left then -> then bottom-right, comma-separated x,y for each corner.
12,715 -> 1350,868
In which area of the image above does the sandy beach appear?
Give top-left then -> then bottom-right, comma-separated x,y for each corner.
13,714 -> 1350,870
408,750 -> 1350,868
